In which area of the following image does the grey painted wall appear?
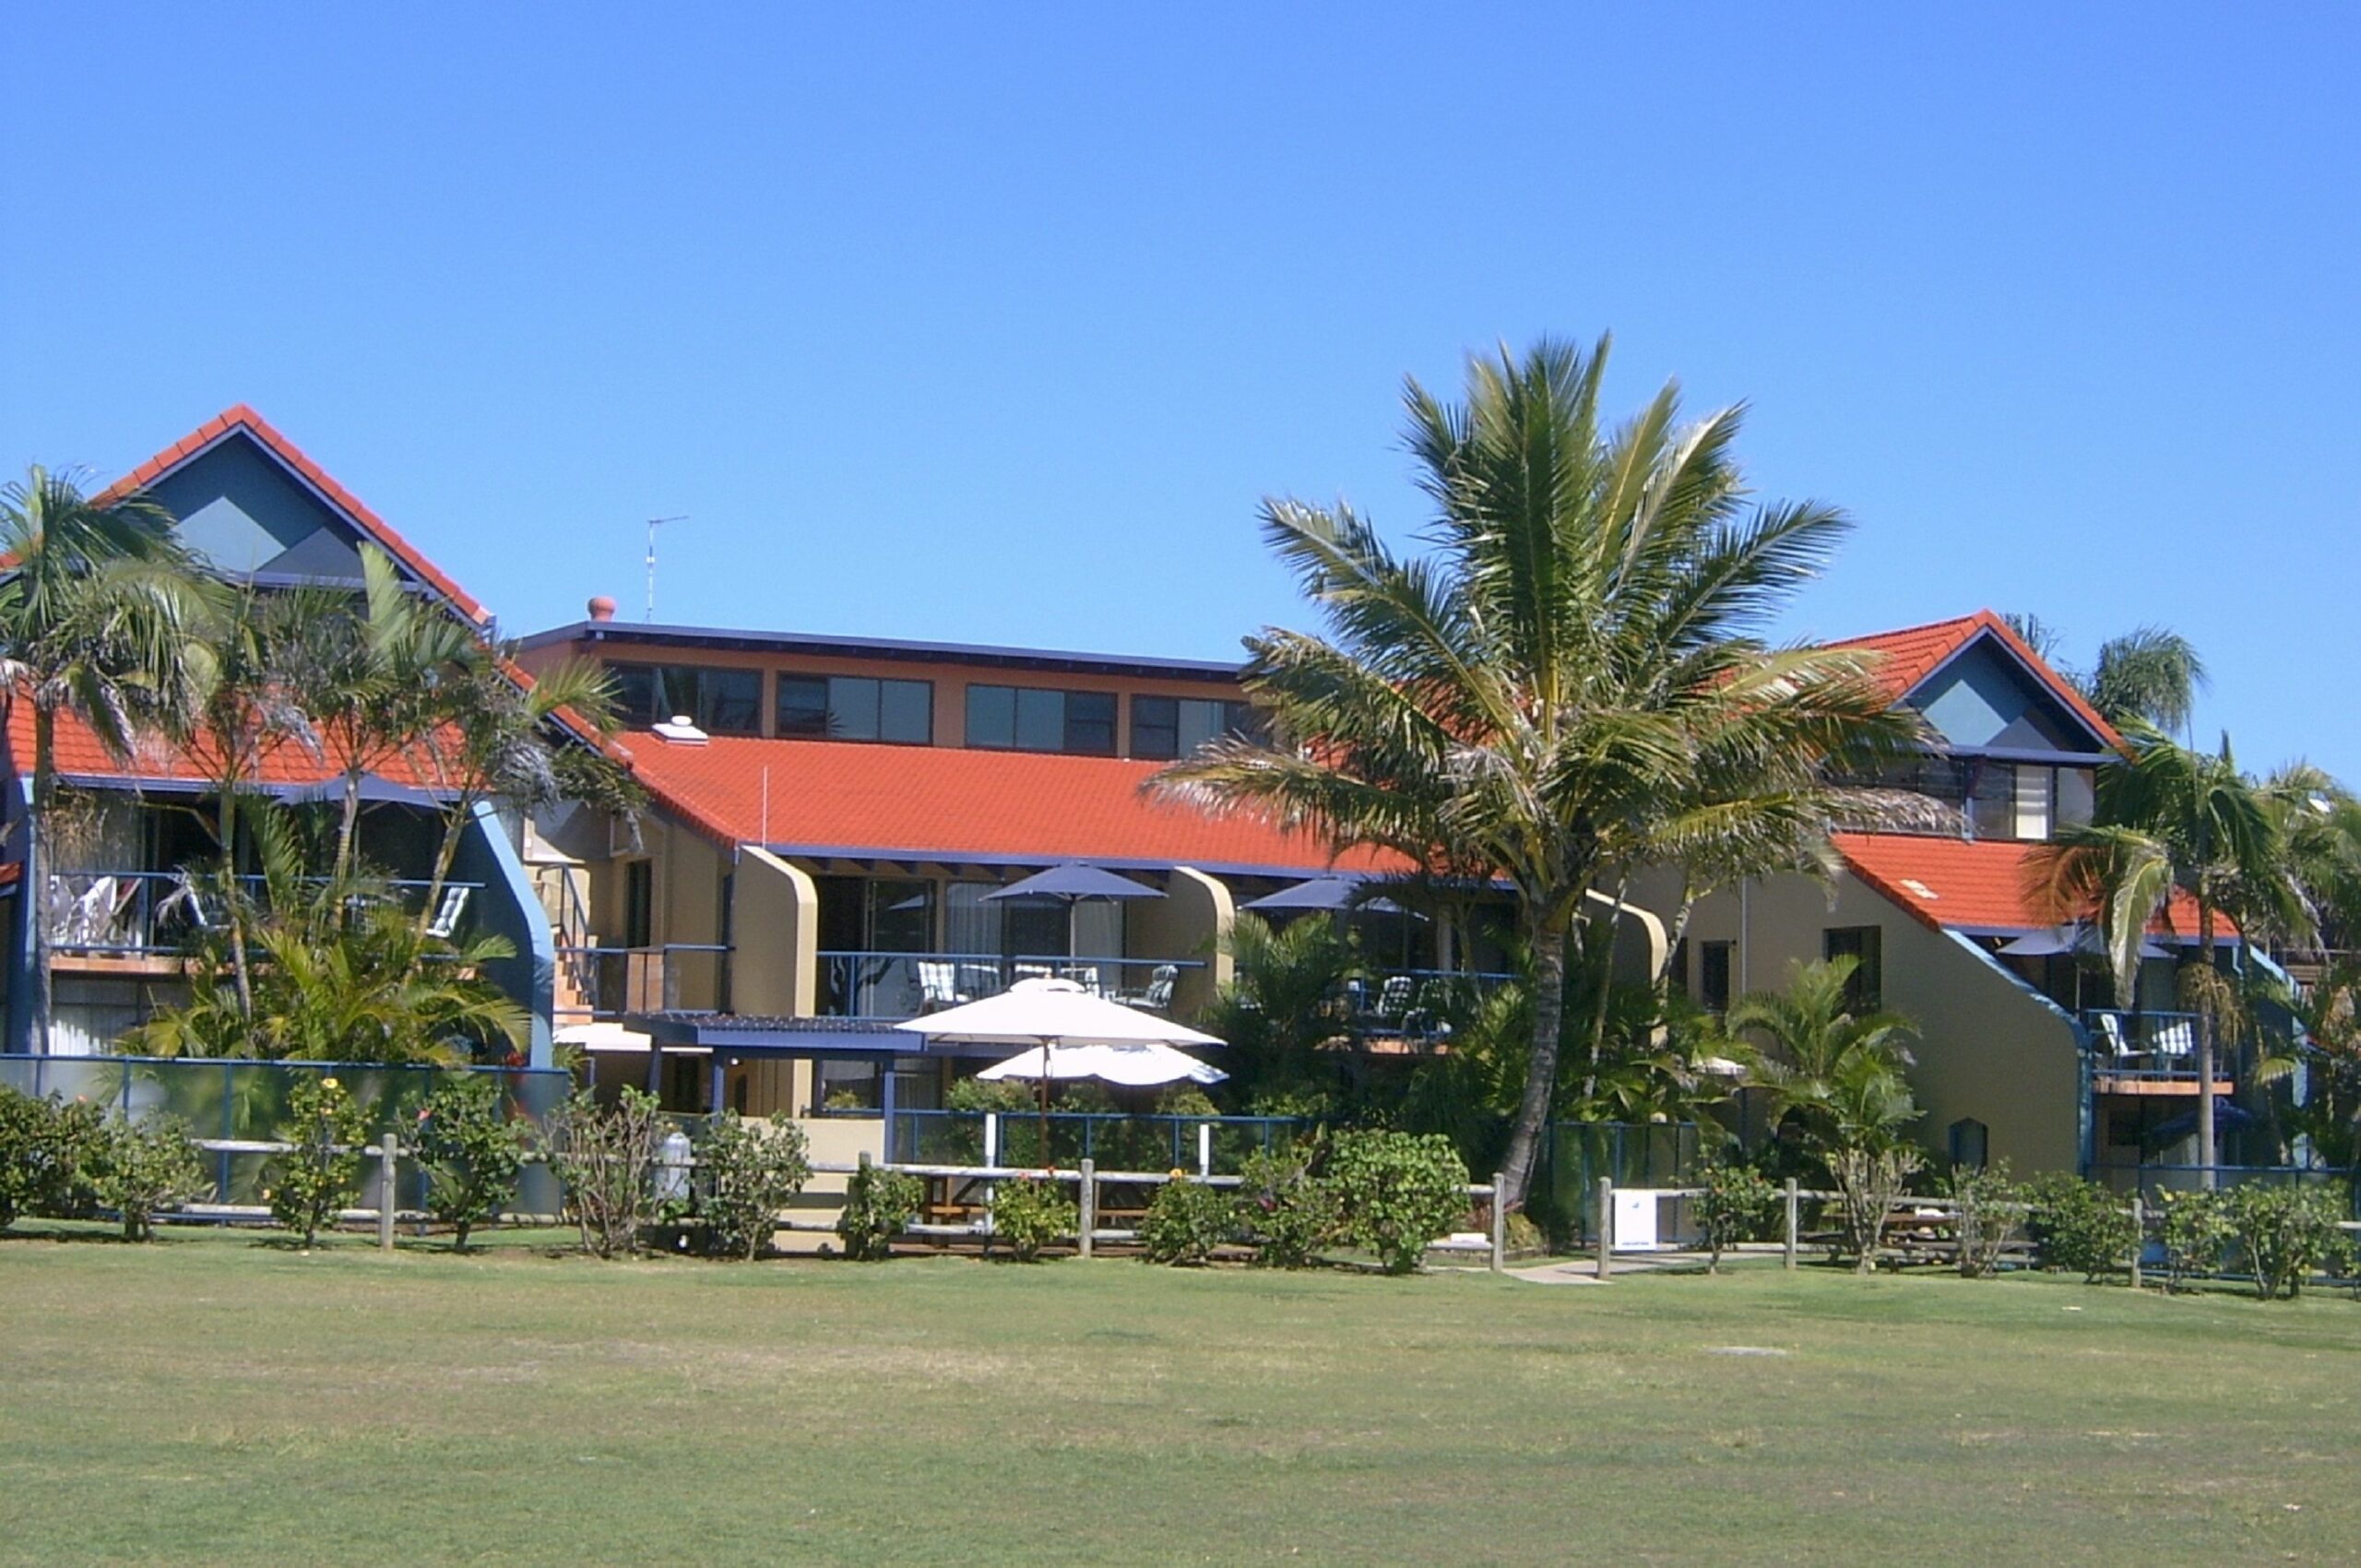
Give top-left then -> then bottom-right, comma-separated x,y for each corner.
148,433 -> 368,582
453,801 -> 556,1068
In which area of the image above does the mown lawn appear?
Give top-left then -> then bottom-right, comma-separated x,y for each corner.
2,1226 -> 2357,1565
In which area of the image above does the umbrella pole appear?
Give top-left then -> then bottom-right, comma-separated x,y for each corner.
1038,1036 -> 1052,1170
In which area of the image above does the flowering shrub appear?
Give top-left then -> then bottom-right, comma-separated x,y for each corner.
267,1075 -> 370,1248
2221,1183 -> 2354,1301
990,1176 -> 1074,1262
836,1161 -> 923,1260
411,1075 -> 529,1250
1236,1145 -> 1336,1268
697,1112 -> 811,1260
1138,1176 -> 1237,1265
1694,1156 -> 1777,1274
1324,1130 -> 1467,1275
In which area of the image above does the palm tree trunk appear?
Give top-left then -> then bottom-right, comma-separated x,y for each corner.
416,797 -> 472,943
2196,897 -> 2217,1188
1500,903 -> 1571,1207
334,760 -> 365,894
217,777 -> 255,1022
1575,884 -> 1628,1106
30,707 -> 53,1056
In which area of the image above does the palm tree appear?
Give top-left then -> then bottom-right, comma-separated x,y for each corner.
2091,627 -> 2208,735
0,467 -> 212,1052
1723,955 -> 1918,1158
2026,722 -> 2305,1179
1150,337 -> 1920,1204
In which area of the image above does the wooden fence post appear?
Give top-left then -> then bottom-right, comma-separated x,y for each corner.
377,1128 -> 399,1253
1078,1158 -> 1097,1259
1489,1173 -> 1507,1274
1596,1177 -> 1614,1281
1783,1177 -> 1799,1272
2129,1193 -> 2144,1290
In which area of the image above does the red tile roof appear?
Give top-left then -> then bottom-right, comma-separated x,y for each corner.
616,731 -> 1402,876
6,701 -> 462,793
1828,609 -> 2121,748
93,404 -> 492,626
1833,831 -> 2218,936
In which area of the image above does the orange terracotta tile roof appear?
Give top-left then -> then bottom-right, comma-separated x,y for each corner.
94,404 -> 492,626
1828,609 -> 2121,749
1833,831 -> 2221,937
616,731 -> 1403,877
5,701 -> 460,793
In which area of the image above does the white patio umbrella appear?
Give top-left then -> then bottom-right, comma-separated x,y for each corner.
894,977 -> 1225,1153
976,1040 -> 1227,1088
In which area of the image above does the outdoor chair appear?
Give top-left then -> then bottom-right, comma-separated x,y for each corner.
424,885 -> 469,939
51,875 -> 124,948
957,962 -> 1003,1000
1375,974 -> 1415,1023
1063,964 -> 1102,995
918,960 -> 969,1010
2151,1019 -> 2196,1060
2094,1012 -> 2141,1063
1121,964 -> 1180,1012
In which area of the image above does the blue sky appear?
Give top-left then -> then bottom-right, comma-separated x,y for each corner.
6,5 -> 2355,778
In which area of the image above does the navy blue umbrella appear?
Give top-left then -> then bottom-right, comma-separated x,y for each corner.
1998,923 -> 2168,960
2148,1099 -> 2257,1144
1240,875 -> 1410,916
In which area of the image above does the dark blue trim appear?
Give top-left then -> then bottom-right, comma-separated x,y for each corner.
763,841 -> 1350,882
519,620 -> 1245,683
1904,627 -> 2114,753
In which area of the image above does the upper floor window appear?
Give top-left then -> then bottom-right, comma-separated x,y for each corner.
1131,696 -> 1261,760
1823,926 -> 1883,1011
965,684 -> 1116,755
610,662 -> 762,736
777,674 -> 932,744
1699,940 -> 1733,1014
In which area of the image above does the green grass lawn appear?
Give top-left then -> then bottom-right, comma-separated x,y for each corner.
3,1227 -> 2358,1565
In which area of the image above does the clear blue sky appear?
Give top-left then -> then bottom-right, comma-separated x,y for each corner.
6,5 -> 2355,778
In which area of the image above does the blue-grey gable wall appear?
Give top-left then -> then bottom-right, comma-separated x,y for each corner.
450,802 -> 555,1068
147,433 -> 368,582
1914,640 -> 2101,751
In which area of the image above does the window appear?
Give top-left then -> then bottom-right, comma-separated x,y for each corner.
1131,695 -> 1261,760
2056,766 -> 2096,830
777,674 -> 931,743
623,860 -> 654,949
2013,766 -> 2052,840
1966,762 -> 2015,840
1700,941 -> 1733,1013
1823,926 -> 1883,1011
609,662 -> 762,735
1948,1118 -> 1988,1170
965,684 -> 1117,754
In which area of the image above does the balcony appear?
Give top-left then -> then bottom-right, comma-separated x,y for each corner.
2085,1010 -> 2233,1090
43,870 -> 481,966
818,952 -> 1204,1019
558,943 -> 732,1019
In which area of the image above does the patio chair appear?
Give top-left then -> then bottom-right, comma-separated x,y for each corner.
155,872 -> 215,936
2094,1013 -> 2140,1063
957,962 -> 1003,1000
2151,1019 -> 2196,1060
52,875 -> 120,947
1121,964 -> 1180,1012
424,885 -> 470,939
1063,964 -> 1101,995
918,960 -> 968,1010
1374,974 -> 1415,1024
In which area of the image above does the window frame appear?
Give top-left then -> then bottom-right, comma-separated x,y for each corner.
964,683 -> 1119,756
775,672 -> 933,745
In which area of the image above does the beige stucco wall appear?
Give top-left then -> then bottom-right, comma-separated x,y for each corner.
1634,865 -> 2084,1174
1132,866 -> 1234,1017
730,847 -> 818,1016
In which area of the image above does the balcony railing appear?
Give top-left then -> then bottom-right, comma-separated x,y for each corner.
1339,969 -> 1518,1040
2084,1010 -> 2217,1079
557,944 -> 732,1019
818,952 -> 1204,1019
43,870 -> 481,957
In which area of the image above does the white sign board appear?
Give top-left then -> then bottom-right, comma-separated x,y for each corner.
1613,1188 -> 1661,1252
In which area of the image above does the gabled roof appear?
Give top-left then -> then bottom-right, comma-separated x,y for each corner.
1828,610 -> 2121,750
94,404 -> 492,626
616,730 -> 1400,878
1833,831 -> 2219,938
5,702 -> 461,795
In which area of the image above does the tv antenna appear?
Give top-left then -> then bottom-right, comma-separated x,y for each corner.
645,515 -> 687,622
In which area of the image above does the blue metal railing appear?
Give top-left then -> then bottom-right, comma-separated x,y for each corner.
43,870 -> 482,957
818,952 -> 1204,1019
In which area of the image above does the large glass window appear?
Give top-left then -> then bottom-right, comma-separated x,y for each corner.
965,684 -> 1118,754
2056,766 -> 2096,830
1966,762 -> 2015,840
1131,695 -> 1260,760
609,662 -> 762,735
1700,941 -> 1733,1013
777,674 -> 931,743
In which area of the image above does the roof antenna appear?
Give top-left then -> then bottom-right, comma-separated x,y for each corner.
645,515 -> 687,622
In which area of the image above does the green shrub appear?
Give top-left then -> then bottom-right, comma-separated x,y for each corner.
2023,1172 -> 2138,1283
267,1075 -> 371,1248
990,1176 -> 1074,1262
410,1075 -> 529,1250
2155,1188 -> 2228,1291
1693,1156 -> 1776,1274
1237,1145 -> 1337,1268
1325,1130 -> 1468,1275
0,1087 -> 104,1230
943,1076 -> 1034,1163
1945,1161 -> 2021,1280
1155,1085 -> 1220,1119
543,1087 -> 665,1258
89,1113 -> 208,1241
836,1161 -> 923,1260
697,1113 -> 812,1260
2221,1182 -> 2353,1301
1138,1177 -> 1238,1265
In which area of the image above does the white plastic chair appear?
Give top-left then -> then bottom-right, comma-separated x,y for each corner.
424,885 -> 469,939
2152,1019 -> 2196,1060
918,960 -> 968,1009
